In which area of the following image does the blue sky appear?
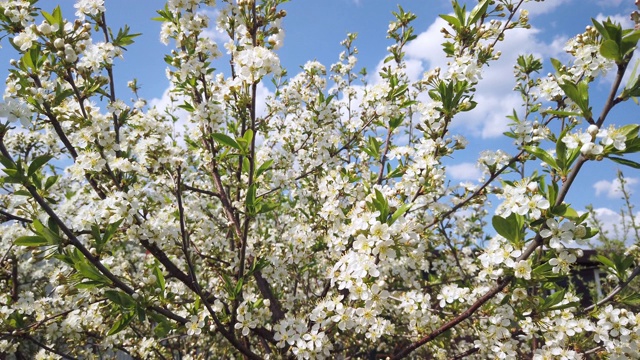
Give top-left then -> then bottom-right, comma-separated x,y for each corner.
1,0 -> 639,240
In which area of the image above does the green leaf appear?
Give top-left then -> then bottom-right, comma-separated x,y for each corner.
104,290 -> 135,308
542,109 -> 582,117
112,25 -> 141,48
621,30 -> 640,57
27,154 -> 53,177
439,14 -> 461,29
492,214 -> 519,243
236,130 -> 253,154
548,301 -> 580,312
0,155 -> 15,169
620,293 -> 640,306
103,219 -> 123,243
562,206 -> 579,220
389,203 -> 412,225
596,255 -> 616,270
211,133 -> 241,151
40,7 -> 60,27
558,80 -> 590,118
550,58 -> 564,73
108,311 -> 134,336
21,50 -> 34,70
14,235 -> 49,247
75,261 -> 108,283
533,262 -> 553,275
74,281 -> 103,289
255,159 -> 273,178
600,39 -> 621,62
153,262 -> 166,296
469,0 -> 489,25
44,175 -> 59,190
245,184 -> 257,215
541,289 -> 566,310
591,18 -> 608,39
153,319 -> 173,338
524,146 -> 558,170
607,156 -> 640,169
242,129 -> 253,144
373,188 -> 389,220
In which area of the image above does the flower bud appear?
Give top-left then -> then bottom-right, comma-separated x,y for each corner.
587,124 -> 599,136
54,38 -> 64,49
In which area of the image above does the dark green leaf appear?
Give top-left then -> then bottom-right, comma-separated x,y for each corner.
104,290 -> 135,308
541,289 -> 566,310
0,155 -> 15,169
607,156 -> 640,169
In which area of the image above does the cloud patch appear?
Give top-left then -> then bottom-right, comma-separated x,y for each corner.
593,177 -> 638,199
447,162 -> 482,180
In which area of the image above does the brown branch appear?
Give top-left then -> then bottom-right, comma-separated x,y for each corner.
22,335 -> 78,360
584,265 -> 640,313
0,209 -> 31,223
596,58 -> 630,128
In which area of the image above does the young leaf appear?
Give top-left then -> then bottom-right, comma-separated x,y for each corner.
108,311 -> 135,336
492,214 -> 520,243
14,235 -> 49,247
524,146 -> 558,170
389,203 -> 412,225
600,39 -> 621,62
27,154 -> 53,177
256,159 -> 274,178
153,262 -> 166,296
211,133 -> 241,151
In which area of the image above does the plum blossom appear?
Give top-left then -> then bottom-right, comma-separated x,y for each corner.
74,0 -> 106,20
549,251 -> 577,274
540,218 -> 575,249
234,46 -> 280,82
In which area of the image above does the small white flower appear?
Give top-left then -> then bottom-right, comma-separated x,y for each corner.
514,260 -> 532,280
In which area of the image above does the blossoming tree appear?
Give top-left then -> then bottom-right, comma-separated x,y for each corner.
1,0 -> 640,358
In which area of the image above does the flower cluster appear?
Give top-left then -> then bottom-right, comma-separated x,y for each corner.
496,179 -> 550,220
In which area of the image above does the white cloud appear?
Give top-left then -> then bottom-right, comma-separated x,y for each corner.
593,177 -> 638,199
522,0 -> 572,16
595,0 -> 624,7
447,162 -> 482,180
595,12 -> 634,29
404,17 -> 449,71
